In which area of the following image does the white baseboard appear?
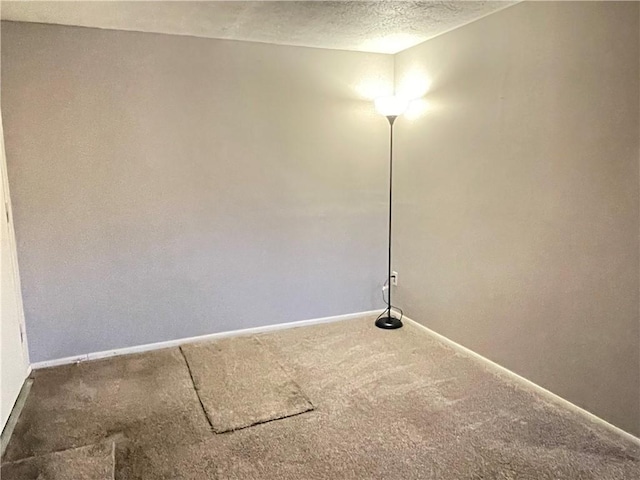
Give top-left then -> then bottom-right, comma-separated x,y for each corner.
31,310 -> 382,370
404,316 -> 640,446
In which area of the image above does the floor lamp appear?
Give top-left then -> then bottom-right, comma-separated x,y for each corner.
374,96 -> 409,330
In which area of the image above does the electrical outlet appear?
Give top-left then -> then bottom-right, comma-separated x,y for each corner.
391,271 -> 398,286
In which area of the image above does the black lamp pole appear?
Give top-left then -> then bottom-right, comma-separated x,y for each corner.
375,115 -> 403,330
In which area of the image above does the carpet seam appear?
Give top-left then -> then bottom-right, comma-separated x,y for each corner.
178,346 -> 215,432
1,441 -> 115,467
213,405 -> 315,434
253,335 -> 316,409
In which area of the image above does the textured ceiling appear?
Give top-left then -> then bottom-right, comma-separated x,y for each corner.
0,1 -> 517,54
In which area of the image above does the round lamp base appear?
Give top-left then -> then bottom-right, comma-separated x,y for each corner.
375,316 -> 403,330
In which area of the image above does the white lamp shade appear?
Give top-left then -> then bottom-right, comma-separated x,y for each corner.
374,96 -> 409,117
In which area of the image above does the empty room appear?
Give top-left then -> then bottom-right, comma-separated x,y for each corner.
1,0 -> 639,478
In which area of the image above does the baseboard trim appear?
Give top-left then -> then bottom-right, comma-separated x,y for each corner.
404,316 -> 640,446
31,310 -> 382,370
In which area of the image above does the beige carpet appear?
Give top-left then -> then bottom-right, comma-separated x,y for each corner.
180,336 -> 313,433
2,315 -> 639,479
1,442 -> 115,480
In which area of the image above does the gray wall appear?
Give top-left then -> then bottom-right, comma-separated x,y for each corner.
1,21 -> 393,362
394,1 -> 640,435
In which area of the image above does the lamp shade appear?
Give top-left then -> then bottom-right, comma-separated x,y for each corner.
374,96 -> 409,117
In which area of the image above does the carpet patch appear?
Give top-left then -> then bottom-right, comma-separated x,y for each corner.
180,336 -> 314,433
1,441 -> 115,480
1,348 -> 211,464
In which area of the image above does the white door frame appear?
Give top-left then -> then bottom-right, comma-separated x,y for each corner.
1,114 -> 30,366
